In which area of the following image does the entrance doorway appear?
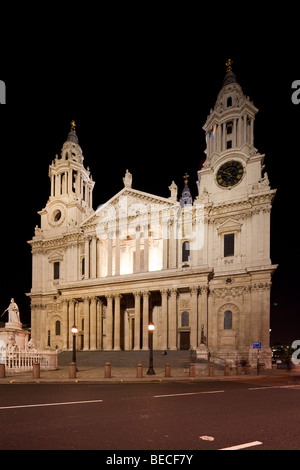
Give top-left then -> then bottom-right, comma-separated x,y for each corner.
180,332 -> 190,350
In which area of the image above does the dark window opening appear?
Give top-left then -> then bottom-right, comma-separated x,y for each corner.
227,97 -> 232,107
181,311 -> 189,327
224,233 -> 234,257
224,310 -> 232,330
182,241 -> 190,262
54,261 -> 60,280
55,320 -> 61,336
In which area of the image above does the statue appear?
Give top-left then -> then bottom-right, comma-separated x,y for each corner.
168,181 -> 178,201
2,298 -> 21,324
123,169 -> 132,188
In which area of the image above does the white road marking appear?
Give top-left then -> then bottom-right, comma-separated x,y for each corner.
248,385 -> 300,391
0,399 -> 103,410
219,441 -> 263,450
154,390 -> 224,398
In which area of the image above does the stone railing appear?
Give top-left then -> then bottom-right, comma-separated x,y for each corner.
0,349 -> 58,371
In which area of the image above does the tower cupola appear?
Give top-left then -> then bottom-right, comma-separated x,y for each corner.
203,59 -> 258,164
180,173 -> 193,207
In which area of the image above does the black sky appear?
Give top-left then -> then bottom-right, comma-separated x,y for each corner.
0,35 -> 299,345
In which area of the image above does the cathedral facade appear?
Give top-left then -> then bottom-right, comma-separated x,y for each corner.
28,64 -> 277,367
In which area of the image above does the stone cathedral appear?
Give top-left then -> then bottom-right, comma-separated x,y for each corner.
28,62 -> 277,367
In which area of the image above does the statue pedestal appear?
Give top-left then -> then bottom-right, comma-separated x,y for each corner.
196,343 -> 210,361
0,322 -> 29,353
5,321 -> 22,331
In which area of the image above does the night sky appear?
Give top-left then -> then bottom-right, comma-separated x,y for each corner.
0,41 -> 299,346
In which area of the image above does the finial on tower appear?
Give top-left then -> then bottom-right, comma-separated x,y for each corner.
183,172 -> 189,186
66,119 -> 79,144
226,59 -> 233,72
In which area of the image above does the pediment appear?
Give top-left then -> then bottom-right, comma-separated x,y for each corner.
81,187 -> 179,228
217,218 -> 242,234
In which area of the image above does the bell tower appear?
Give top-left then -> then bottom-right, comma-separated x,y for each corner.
196,61 -> 277,369
203,59 -> 258,161
38,121 -> 95,233
197,60 -> 268,206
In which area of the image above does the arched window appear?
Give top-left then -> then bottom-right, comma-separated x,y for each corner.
181,311 -> 189,327
227,96 -> 232,107
224,310 -> 232,330
55,320 -> 61,336
182,241 -> 190,263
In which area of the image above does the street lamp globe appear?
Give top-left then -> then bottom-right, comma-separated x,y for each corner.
71,325 -> 78,335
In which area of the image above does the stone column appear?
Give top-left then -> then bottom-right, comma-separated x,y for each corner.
106,294 -> 113,350
134,292 -> 141,350
97,300 -> 103,349
83,297 -> 90,350
143,224 -> 149,272
84,237 -> 90,279
142,291 -> 150,350
162,220 -> 169,269
135,228 -> 141,273
107,235 -> 113,277
160,289 -> 168,350
68,299 -> 75,350
169,288 -> 177,350
114,294 -> 122,350
200,285 -> 208,345
190,286 -> 198,349
62,299 -> 69,350
115,229 -> 120,276
90,236 -> 97,279
90,297 -> 97,350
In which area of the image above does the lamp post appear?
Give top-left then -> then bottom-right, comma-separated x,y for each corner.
71,324 -> 78,366
147,322 -> 156,375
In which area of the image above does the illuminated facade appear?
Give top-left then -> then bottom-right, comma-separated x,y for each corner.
28,65 -> 277,367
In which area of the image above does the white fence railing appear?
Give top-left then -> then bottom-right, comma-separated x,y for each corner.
0,349 -> 58,371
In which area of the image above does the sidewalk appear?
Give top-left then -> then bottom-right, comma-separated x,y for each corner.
0,363 -> 293,385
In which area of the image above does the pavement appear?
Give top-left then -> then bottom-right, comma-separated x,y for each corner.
0,350 -> 295,385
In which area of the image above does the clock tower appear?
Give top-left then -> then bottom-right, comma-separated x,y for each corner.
196,60 -> 277,368
38,121 -> 95,235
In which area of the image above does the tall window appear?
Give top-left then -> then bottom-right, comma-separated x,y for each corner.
55,320 -> 61,336
224,233 -> 234,257
181,311 -> 189,327
224,310 -> 232,330
182,241 -> 190,263
53,261 -> 60,280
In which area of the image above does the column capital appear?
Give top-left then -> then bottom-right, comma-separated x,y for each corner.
170,287 -> 178,297
160,288 -> 169,297
133,291 -> 141,298
190,285 -> 199,295
142,291 -> 150,298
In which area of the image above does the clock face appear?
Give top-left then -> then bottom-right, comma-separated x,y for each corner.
216,160 -> 244,188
